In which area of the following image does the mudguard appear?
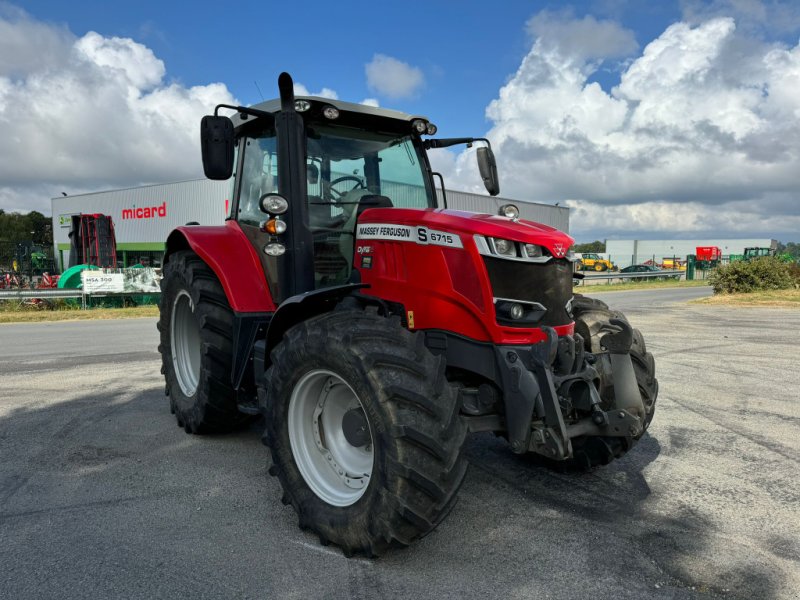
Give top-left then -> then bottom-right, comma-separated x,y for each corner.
164,221 -> 276,313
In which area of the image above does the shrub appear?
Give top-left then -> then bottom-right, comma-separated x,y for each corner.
708,256 -> 795,294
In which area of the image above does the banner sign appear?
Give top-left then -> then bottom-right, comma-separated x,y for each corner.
81,268 -> 162,294
81,272 -> 125,293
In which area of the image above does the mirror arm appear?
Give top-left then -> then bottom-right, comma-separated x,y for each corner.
424,137 -> 494,151
214,103 -> 275,123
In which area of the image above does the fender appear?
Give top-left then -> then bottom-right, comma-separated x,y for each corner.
265,283 -> 369,352
165,221 -> 276,313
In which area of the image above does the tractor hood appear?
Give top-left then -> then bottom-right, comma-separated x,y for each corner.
357,208 -> 574,259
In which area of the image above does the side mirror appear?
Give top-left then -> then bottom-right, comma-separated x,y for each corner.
200,115 -> 234,180
477,146 -> 500,196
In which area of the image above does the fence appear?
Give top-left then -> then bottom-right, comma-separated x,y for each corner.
574,270 -> 685,286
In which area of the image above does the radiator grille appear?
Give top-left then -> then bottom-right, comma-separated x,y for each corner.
483,257 -> 573,327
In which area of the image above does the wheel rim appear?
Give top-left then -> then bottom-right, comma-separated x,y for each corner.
288,370 -> 374,507
170,290 -> 201,397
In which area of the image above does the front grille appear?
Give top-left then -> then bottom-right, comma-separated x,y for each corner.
483,256 -> 573,327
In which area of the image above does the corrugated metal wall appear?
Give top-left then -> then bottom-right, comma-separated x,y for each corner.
52,179 -> 231,248
51,179 -> 570,269
439,189 -> 570,233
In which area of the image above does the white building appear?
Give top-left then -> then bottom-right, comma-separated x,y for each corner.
606,238 -> 778,268
51,179 -> 569,272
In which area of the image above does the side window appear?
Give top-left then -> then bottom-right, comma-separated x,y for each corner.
238,134 -> 278,225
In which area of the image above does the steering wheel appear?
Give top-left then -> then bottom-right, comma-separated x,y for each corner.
328,175 -> 366,200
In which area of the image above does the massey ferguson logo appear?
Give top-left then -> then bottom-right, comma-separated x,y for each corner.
552,243 -> 566,257
122,201 -> 167,220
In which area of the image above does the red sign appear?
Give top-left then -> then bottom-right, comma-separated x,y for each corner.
122,202 -> 167,220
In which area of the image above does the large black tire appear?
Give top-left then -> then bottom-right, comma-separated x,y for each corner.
565,294 -> 658,469
157,250 -> 245,433
261,306 -> 468,557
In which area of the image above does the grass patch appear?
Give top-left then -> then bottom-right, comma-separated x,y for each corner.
692,288 -> 800,307
577,279 -> 710,292
0,302 -> 159,323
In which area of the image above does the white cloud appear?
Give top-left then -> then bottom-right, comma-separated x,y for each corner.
293,83 -> 338,99
365,54 -> 424,99
526,10 -> 638,67
0,8 -> 236,213
443,11 -> 800,239
680,0 -> 800,35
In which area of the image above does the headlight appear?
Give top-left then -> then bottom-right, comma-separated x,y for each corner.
323,106 -> 340,119
492,238 -> 516,256
523,243 -> 542,258
294,100 -> 311,112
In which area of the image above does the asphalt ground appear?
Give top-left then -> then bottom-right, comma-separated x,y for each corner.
0,286 -> 797,599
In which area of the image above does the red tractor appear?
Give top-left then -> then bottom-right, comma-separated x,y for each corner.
158,73 -> 658,556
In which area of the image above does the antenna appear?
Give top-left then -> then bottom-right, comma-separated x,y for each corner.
254,80 -> 265,101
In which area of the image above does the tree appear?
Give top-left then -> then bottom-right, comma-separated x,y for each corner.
0,210 -> 53,245
573,240 -> 605,253
779,241 -> 799,259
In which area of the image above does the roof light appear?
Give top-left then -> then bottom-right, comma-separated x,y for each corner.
294,100 -> 311,112
426,123 -> 438,135
411,119 -> 428,134
323,106 -> 340,119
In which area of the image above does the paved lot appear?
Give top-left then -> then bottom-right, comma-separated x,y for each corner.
0,287 -> 797,599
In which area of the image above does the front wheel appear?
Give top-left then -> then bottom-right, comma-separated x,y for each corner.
157,250 -> 246,433
565,294 -> 658,468
262,306 -> 468,556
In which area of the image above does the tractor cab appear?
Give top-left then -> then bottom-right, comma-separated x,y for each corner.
200,73 -> 498,303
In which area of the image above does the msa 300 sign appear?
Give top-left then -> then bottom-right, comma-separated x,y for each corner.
356,224 -> 463,249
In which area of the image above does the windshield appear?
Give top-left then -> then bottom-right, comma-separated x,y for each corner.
306,124 -> 434,213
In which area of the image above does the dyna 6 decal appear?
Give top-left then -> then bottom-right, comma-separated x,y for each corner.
356,223 -> 463,249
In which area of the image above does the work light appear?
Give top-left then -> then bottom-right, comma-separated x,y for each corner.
498,204 -> 519,219
260,193 -> 289,215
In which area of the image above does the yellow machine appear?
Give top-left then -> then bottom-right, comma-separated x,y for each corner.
579,253 -> 615,272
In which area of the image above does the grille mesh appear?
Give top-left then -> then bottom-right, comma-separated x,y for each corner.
483,257 -> 573,327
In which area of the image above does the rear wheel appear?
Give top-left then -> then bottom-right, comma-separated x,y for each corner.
594,263 -> 607,272
157,250 -> 246,433
565,294 -> 658,468
262,306 -> 468,556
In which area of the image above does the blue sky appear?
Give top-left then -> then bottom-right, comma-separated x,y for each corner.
3,1 -> 800,241
13,1 -> 688,135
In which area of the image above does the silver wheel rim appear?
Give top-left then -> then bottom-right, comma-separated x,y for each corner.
288,370 -> 374,507
170,290 -> 201,397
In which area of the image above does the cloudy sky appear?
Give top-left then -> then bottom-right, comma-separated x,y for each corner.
1,1 -> 798,241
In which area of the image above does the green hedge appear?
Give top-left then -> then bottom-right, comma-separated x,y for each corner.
708,257 -> 798,294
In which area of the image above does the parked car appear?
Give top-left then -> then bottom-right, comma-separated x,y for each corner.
620,264 -> 680,281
